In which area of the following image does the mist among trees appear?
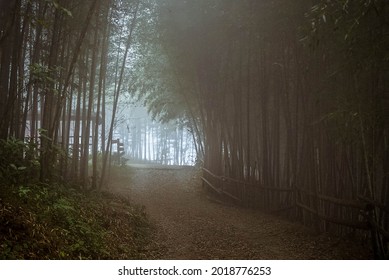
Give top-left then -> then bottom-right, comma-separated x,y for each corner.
0,0 -> 388,259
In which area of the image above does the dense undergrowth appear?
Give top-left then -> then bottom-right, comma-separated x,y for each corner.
0,182 -> 154,259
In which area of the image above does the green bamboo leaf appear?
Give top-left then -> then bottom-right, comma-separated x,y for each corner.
62,8 -> 73,17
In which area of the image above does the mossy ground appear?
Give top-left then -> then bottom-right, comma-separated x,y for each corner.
0,181 -> 155,259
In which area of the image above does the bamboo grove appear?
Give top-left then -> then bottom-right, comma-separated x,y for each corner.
0,0 -> 388,257
140,0 -> 388,257
0,0 -> 149,188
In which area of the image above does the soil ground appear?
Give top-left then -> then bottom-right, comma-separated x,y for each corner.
111,164 -> 373,259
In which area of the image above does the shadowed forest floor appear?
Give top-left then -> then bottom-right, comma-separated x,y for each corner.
111,165 -> 372,259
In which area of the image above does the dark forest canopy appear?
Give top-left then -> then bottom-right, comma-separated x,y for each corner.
0,0 -> 388,258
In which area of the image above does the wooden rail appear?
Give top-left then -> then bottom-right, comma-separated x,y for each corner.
296,202 -> 369,230
358,196 -> 389,213
298,188 -> 366,210
202,168 -> 293,204
200,177 -> 222,194
201,167 -> 389,257
220,175 -> 294,192
201,168 -> 241,202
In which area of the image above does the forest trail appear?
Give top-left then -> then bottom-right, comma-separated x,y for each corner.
111,165 -> 371,259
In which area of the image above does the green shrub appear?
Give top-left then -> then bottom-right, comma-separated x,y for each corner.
0,138 -> 40,186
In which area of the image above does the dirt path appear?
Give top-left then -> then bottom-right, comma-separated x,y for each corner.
112,165 -> 372,259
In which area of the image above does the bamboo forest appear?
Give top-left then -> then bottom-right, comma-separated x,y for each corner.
0,0 -> 388,260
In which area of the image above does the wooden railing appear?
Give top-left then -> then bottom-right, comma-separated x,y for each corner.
111,139 -> 125,165
201,167 -> 389,258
